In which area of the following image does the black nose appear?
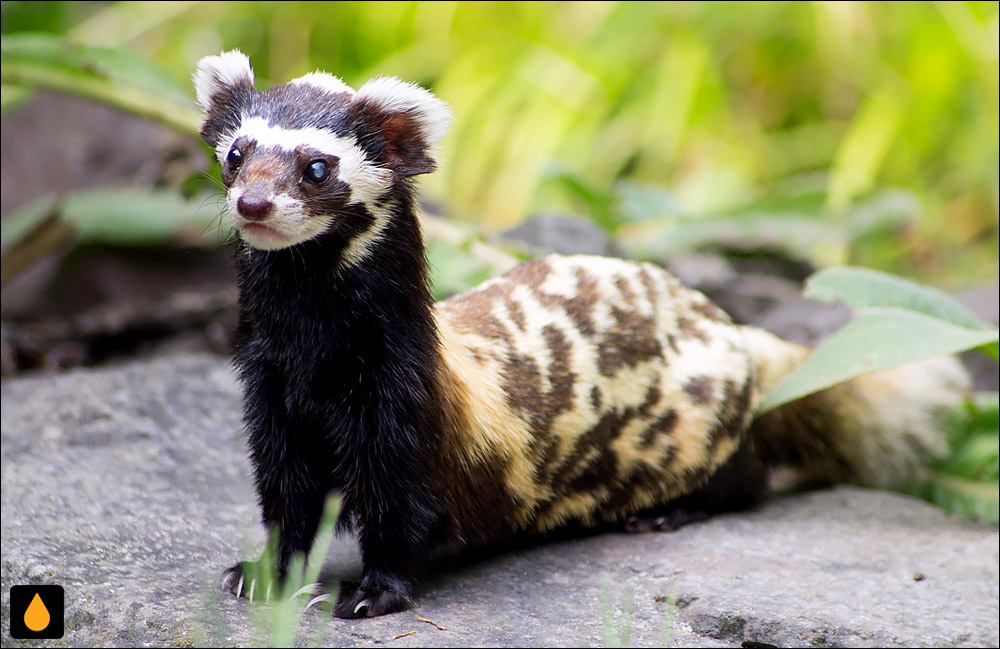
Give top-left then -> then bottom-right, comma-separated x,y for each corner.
237,193 -> 273,221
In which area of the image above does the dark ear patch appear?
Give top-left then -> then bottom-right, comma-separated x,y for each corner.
380,112 -> 437,176
193,50 -> 255,148
349,76 -> 451,178
199,84 -> 252,148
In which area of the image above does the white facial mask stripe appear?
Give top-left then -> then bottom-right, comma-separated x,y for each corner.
217,116 -> 391,207
215,116 -> 355,164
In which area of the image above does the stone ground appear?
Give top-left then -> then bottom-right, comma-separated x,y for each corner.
1,353 -> 997,648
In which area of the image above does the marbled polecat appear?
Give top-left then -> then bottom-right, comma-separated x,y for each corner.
193,50 -> 969,618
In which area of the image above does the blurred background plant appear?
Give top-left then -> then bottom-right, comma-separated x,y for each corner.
1,2 -> 997,516
3,1 -> 997,280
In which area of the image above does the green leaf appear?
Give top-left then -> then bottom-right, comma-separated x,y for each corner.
758,307 -> 1000,413
938,393 -> 1000,481
942,434 -> 1000,480
0,33 -> 200,135
2,188 -> 226,249
916,394 -> 999,521
922,473 -> 999,522
966,392 -> 1000,441
805,266 -> 993,331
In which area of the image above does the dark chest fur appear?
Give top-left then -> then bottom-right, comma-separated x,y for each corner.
231,209 -> 447,544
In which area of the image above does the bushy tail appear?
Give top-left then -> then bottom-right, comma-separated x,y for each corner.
740,326 -> 971,490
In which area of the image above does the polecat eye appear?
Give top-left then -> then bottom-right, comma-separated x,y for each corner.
226,146 -> 243,171
304,160 -> 330,184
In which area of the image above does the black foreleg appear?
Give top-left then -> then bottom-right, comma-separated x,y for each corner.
222,460 -> 326,598
223,357 -> 329,597
257,451 -> 327,580
332,402 -> 442,618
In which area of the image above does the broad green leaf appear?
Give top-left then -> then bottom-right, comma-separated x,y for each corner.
2,188 -> 226,249
805,266 -> 993,331
758,307 -> 1000,413
0,33 -> 200,135
1,33 -> 190,102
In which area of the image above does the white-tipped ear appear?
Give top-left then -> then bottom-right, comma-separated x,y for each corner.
355,77 -> 452,148
289,71 -> 356,97
193,49 -> 254,110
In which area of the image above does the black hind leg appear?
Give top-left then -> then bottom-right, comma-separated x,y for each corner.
626,438 -> 769,532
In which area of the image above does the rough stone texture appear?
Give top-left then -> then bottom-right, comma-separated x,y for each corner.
2,354 -> 997,647
500,214 -> 625,259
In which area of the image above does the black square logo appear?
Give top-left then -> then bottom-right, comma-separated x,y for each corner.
9,585 -> 64,639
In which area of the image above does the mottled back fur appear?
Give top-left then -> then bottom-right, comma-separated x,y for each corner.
433,255 -> 755,544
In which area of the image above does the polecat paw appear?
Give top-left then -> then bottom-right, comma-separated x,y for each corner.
222,563 -> 248,597
221,561 -> 279,602
334,580 -> 412,618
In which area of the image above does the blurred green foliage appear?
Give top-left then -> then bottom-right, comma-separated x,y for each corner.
909,392 -> 999,522
2,0 -> 998,285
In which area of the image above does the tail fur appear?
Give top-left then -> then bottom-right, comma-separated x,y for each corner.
740,326 -> 971,490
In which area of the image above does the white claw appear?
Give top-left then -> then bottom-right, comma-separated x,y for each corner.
235,574 -> 245,598
354,599 -> 370,615
304,594 -> 334,612
292,583 -> 321,599
248,578 -> 257,602
266,582 -> 273,602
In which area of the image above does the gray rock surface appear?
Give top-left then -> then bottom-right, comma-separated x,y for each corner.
500,214 -> 625,259
2,354 -> 997,647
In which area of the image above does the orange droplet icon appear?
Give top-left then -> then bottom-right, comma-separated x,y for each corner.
24,592 -> 51,632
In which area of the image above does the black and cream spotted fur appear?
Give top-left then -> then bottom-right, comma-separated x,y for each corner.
194,50 -> 970,618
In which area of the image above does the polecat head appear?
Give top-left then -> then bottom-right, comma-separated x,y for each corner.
193,50 -> 451,259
